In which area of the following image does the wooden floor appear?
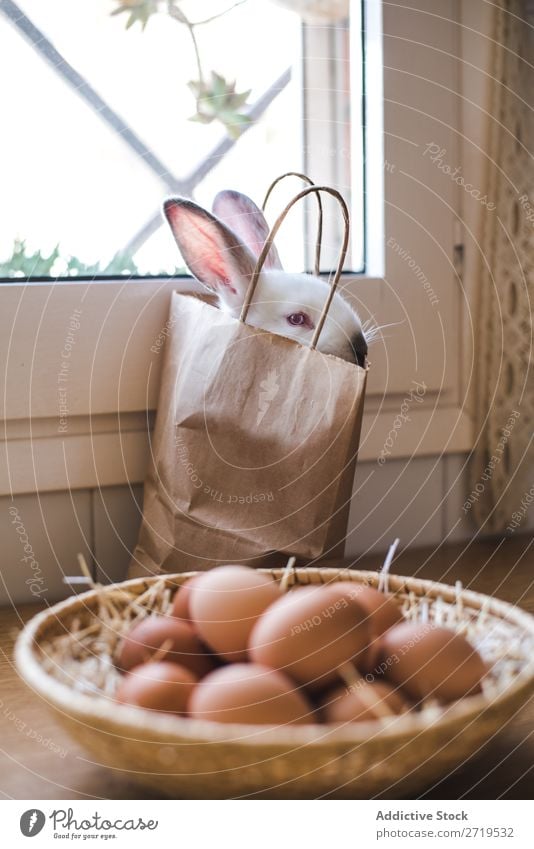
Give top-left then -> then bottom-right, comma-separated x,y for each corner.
1,534 -> 533,800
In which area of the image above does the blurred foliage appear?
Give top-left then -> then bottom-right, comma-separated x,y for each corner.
111,0 -> 161,29
0,239 -> 185,279
111,0 -> 251,137
189,72 -> 251,138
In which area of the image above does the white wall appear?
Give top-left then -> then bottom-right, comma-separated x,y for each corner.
0,455 -> 474,605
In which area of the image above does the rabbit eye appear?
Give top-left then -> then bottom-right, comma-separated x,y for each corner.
287,312 -> 313,328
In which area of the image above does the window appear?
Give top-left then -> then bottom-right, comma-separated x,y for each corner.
1,1 -> 473,502
0,0 -> 364,279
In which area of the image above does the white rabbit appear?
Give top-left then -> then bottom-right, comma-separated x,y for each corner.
163,190 -> 368,366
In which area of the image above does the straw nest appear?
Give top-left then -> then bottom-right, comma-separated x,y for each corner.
15,567 -> 534,799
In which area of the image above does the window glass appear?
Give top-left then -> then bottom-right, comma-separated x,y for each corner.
0,0 -> 362,278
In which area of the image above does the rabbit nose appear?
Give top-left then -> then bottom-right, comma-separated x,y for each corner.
351,333 -> 368,367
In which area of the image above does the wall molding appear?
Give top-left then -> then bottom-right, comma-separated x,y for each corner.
1,406 -> 472,496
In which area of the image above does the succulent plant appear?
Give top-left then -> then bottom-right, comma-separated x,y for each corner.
189,72 -> 251,138
0,239 -> 185,279
111,0 -> 161,30
111,1 -> 251,137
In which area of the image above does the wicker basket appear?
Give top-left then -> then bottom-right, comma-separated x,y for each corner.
15,567 -> 534,799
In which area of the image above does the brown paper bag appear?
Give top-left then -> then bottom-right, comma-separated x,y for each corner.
130,185 -> 367,576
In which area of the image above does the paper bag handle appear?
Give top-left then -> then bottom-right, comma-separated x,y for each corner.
262,172 -> 323,277
239,185 -> 349,352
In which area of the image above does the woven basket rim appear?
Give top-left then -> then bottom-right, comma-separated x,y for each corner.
15,568 -> 534,749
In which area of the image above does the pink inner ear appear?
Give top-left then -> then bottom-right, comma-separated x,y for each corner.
194,220 -> 237,295
165,202 -> 239,295
212,191 -> 282,270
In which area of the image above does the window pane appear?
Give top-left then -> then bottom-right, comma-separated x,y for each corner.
303,12 -> 363,273
0,0 -> 362,278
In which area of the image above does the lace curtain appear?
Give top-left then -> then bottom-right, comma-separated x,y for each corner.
470,0 -> 534,531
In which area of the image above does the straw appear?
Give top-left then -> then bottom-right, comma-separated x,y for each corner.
378,537 -> 400,593
279,555 -> 297,593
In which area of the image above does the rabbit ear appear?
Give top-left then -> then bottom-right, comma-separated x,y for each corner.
212,190 -> 283,270
164,198 -> 257,309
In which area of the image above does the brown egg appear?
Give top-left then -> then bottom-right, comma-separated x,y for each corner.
116,661 -> 197,714
248,584 -> 370,691
171,576 -> 199,622
332,582 -> 405,636
380,622 -> 486,703
117,615 -> 214,678
314,582 -> 402,677
358,636 -> 384,676
189,565 -> 281,662
188,663 -> 313,725
320,680 -> 409,723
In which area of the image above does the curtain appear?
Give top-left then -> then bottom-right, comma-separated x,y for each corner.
470,0 -> 534,531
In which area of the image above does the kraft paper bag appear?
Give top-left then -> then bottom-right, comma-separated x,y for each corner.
130,291 -> 367,576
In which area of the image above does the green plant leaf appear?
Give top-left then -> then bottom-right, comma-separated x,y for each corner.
188,71 -> 251,136
166,2 -> 188,25
113,2 -> 254,139
229,89 -> 252,109
211,72 -> 228,100
189,112 -> 214,124
111,0 -> 160,30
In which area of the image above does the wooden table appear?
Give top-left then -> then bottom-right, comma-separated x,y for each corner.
1,534 -> 533,799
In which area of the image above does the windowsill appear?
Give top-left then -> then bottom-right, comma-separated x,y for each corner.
1,274 -> 472,496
